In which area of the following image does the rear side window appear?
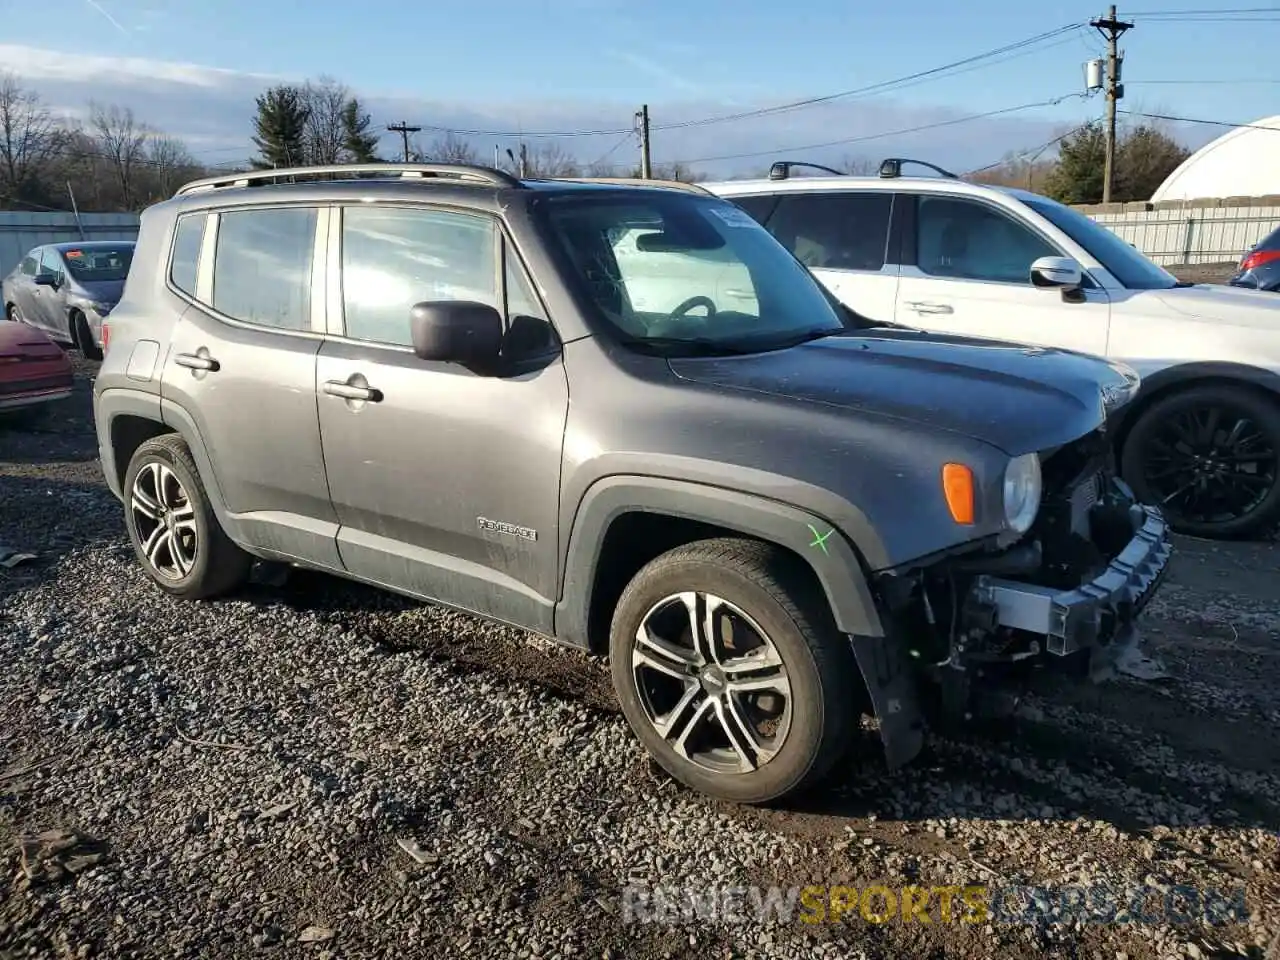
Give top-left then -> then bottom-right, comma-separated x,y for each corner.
20,254 -> 38,276
169,214 -> 206,296
765,192 -> 893,271
212,207 -> 317,331
727,194 -> 779,225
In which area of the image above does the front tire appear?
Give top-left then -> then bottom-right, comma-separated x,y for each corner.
122,435 -> 252,599
1120,384 -> 1280,540
72,311 -> 103,361
609,538 -> 858,804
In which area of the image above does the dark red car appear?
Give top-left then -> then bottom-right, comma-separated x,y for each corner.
0,319 -> 73,416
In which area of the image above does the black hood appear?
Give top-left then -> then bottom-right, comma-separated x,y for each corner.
667,328 -> 1125,455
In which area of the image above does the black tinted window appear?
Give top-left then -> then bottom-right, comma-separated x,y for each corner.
765,192 -> 893,271
170,215 -> 205,295
212,208 -> 317,330
917,196 -> 1057,283
341,206 -> 497,346
728,194 -> 779,225
19,255 -> 37,276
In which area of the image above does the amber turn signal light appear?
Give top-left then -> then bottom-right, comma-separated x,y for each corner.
942,463 -> 975,525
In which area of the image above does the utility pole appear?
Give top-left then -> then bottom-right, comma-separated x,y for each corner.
519,142 -> 529,178
1091,5 -> 1133,203
636,104 -> 652,179
387,121 -> 421,163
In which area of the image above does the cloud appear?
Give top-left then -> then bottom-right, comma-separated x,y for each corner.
2,44 -> 1216,179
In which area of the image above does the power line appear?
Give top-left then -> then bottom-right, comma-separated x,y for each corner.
1127,78 -> 1280,84
963,131 -> 1072,177
415,23 -> 1085,141
673,93 -> 1087,167
1119,109 -> 1280,131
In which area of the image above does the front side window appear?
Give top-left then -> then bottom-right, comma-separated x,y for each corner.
63,244 -> 134,282
212,207 -> 317,331
916,196 -> 1058,283
169,214 -> 206,296
540,193 -> 847,352
728,194 -> 779,226
341,205 -> 498,347
766,192 -> 893,271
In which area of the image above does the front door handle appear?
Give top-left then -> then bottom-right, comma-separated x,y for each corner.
904,301 -> 954,315
323,379 -> 382,402
175,351 -> 220,371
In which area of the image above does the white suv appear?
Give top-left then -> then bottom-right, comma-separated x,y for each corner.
703,159 -> 1280,542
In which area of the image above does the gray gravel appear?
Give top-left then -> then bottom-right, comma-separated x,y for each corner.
1,360 -> 1277,960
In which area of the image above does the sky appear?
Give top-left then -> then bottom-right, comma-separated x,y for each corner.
1,0 -> 1276,177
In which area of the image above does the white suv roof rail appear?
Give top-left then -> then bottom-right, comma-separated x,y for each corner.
173,163 -> 526,197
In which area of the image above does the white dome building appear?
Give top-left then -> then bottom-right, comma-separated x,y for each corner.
1151,114 -> 1280,202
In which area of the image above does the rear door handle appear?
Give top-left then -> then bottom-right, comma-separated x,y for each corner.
174,352 -> 219,371
904,301 -> 954,315
323,379 -> 382,402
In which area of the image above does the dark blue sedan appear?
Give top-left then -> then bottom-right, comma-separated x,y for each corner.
1229,224 -> 1280,292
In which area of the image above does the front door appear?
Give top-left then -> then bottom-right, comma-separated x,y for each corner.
316,203 -> 568,634
893,194 -> 1111,356
160,205 -> 342,569
34,247 -> 71,338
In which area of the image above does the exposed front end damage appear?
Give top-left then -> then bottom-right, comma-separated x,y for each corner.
879,428 -> 1174,732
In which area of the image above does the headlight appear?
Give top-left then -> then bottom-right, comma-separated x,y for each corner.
1003,453 -> 1042,534
1100,361 -> 1140,415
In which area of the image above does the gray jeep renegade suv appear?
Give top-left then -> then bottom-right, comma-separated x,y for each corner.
92,163 -> 1170,804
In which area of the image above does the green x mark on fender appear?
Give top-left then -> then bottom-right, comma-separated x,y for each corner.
807,523 -> 834,555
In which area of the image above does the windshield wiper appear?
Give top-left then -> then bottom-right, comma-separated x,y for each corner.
761,328 -> 844,349
621,336 -> 762,356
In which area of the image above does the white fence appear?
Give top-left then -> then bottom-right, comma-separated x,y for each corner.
0,212 -> 140,277
1076,197 -> 1280,266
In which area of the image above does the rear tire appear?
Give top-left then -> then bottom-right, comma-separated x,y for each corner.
122,435 -> 252,599
1120,383 -> 1280,540
6,303 -> 21,323
609,537 -> 858,804
72,311 -> 103,361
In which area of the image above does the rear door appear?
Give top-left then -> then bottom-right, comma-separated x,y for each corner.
736,190 -> 900,323
8,251 -> 42,326
893,193 -> 1111,355
160,204 -> 341,569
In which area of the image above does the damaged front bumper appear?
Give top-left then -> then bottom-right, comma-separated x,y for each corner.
970,497 -> 1172,659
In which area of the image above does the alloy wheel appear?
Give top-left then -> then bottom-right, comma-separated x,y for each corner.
130,461 -> 198,580
1141,403 -> 1278,527
631,591 -> 793,775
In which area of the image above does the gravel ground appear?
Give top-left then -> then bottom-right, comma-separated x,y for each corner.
1,359 -> 1277,960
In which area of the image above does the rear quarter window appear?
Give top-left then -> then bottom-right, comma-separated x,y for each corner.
169,213 -> 206,296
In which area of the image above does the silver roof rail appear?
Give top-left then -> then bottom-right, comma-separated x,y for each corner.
556,176 -> 715,196
173,163 -> 525,197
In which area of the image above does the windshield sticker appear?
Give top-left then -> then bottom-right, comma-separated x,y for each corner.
707,206 -> 759,229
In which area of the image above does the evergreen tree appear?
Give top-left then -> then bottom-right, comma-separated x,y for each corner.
251,85 -> 310,169
1043,121 -> 1106,205
341,97 -> 380,162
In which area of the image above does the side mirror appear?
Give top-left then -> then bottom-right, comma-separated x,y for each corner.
409,300 -> 503,369
1030,256 -> 1083,292
33,272 -> 57,288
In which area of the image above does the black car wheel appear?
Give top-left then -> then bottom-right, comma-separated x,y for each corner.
609,538 -> 858,804
123,435 -> 252,599
6,303 -> 21,323
1121,384 -> 1280,540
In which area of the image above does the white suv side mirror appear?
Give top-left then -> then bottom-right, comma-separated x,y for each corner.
1030,256 -> 1083,291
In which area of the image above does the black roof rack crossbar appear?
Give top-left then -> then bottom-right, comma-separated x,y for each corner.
877,158 -> 958,180
173,163 -> 525,197
768,161 -> 846,181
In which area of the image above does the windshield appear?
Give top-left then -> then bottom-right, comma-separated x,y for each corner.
539,192 -> 847,353
1020,196 -> 1177,290
62,245 -> 134,283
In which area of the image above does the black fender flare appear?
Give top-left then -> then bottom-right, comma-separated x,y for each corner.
555,475 -> 925,770
1112,361 -> 1280,441
555,475 -> 885,645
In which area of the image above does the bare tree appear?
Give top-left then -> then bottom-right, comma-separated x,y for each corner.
146,135 -> 199,199
301,76 -> 350,165
0,72 -> 63,205
427,132 -> 478,164
516,142 -> 580,178
90,102 -> 150,209
839,155 -> 879,176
